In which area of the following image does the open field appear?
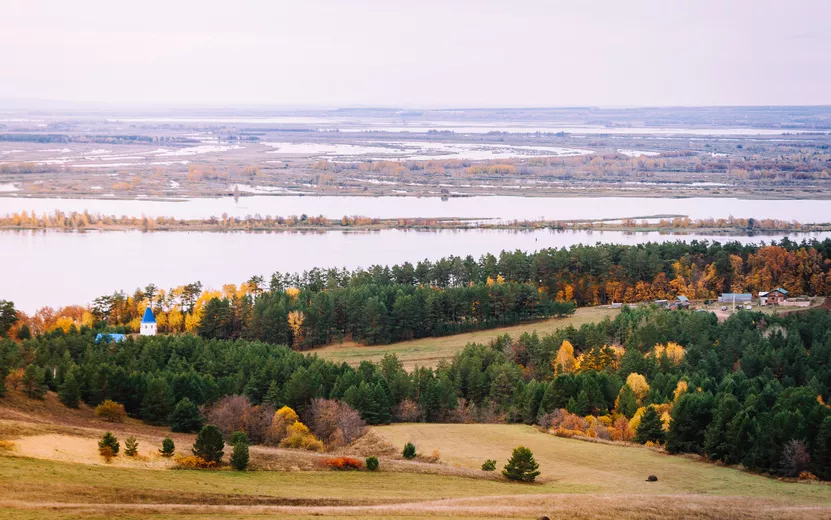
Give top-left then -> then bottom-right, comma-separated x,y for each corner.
1,425 -> 829,519
312,306 -> 619,369
373,423 -> 831,502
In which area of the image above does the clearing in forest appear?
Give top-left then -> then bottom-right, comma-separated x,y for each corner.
312,306 -> 619,369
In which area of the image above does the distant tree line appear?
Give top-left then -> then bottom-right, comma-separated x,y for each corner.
9,239 -> 831,347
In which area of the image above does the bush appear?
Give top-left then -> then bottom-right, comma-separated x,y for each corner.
279,421 -> 324,451
402,442 -> 416,459
502,446 -> 540,482
99,445 -> 115,462
169,397 -> 204,433
228,431 -> 249,446
95,400 -> 127,423
98,431 -> 120,458
324,457 -> 363,470
230,441 -> 249,471
192,425 -> 225,463
124,436 -> 139,457
159,437 -> 175,457
481,459 -> 497,471
174,455 -> 216,469
366,456 -> 379,471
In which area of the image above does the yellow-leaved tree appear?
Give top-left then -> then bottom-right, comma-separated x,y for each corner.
287,310 -> 305,347
625,373 -> 650,402
553,340 -> 579,374
652,342 -> 685,365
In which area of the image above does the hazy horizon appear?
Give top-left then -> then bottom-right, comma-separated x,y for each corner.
3,0 -> 831,108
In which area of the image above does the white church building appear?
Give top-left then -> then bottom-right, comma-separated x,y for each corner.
140,307 -> 157,336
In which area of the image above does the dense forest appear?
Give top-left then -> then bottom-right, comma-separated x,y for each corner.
9,239 -> 831,349
1,306 -> 829,480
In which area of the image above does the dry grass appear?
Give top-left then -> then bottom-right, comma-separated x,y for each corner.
2,369 -> 831,519
312,306 -> 619,369
373,423 -> 831,504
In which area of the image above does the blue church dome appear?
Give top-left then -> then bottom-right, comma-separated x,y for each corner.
141,307 -> 156,324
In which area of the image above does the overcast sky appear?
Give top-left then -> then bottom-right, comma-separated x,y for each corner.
2,0 -> 830,108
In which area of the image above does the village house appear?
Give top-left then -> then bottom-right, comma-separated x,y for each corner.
671,295 -> 690,309
759,288 -> 788,306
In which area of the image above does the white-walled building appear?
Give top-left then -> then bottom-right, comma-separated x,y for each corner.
140,307 -> 157,336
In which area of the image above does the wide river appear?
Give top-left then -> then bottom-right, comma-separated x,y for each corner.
3,195 -> 831,222
4,227 -> 831,312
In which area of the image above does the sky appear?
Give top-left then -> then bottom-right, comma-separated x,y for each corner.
2,0 -> 830,108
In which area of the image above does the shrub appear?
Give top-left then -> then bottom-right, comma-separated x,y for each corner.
324,457 -> 363,470
0,440 -> 15,451
124,436 -> 139,457
502,446 -> 540,482
306,398 -> 367,447
481,459 -> 497,471
228,431 -> 249,446
174,455 -> 216,469
402,442 -> 416,459
94,400 -> 127,423
230,441 -> 249,471
192,425 -> 225,463
99,445 -> 115,463
159,437 -> 175,457
799,471 -> 818,480
280,421 -> 324,451
366,456 -> 379,471
169,397 -> 204,433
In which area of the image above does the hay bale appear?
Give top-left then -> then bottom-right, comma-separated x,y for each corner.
647,475 -> 658,482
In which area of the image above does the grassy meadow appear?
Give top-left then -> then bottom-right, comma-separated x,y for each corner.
312,305 -> 619,369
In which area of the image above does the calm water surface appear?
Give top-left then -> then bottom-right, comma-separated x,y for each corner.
5,228 -> 831,312
3,196 -> 831,222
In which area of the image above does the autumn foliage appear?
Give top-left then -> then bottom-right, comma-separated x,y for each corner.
323,457 -> 363,470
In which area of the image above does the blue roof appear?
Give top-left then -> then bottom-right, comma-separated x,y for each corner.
96,333 -> 126,343
141,307 -> 156,324
676,295 -> 690,302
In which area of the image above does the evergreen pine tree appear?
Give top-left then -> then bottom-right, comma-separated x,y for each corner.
616,384 -> 639,418
141,377 -> 174,425
58,370 -> 81,408
814,417 -> 831,480
635,406 -> 665,444
124,436 -> 139,457
230,441 -> 249,471
502,446 -> 540,482
22,365 -> 46,399
168,397 -> 204,433
159,437 -> 175,457
192,425 -> 225,463
98,431 -> 120,455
